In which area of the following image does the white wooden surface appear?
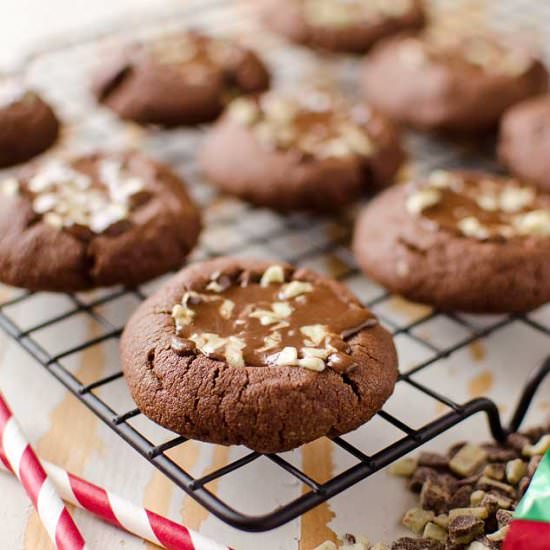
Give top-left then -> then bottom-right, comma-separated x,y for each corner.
0,2 -> 549,550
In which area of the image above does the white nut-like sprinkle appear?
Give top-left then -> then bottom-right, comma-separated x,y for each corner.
271,346 -> 298,367
249,302 -> 294,326
182,290 -> 206,306
1,177 -> 19,196
278,281 -> 313,300
499,186 -> 535,213
274,125 -> 297,147
272,301 -> 293,318
269,320 -> 290,331
249,310 -> 280,326
100,159 -> 144,201
172,304 -> 195,328
226,347 -> 244,368
298,356 -> 326,372
340,124 -> 374,156
219,299 -> 235,320
317,137 -> 352,159
227,98 -> 259,125
476,194 -> 499,211
23,159 -> 143,234
89,203 -> 128,233
32,193 -> 58,213
66,211 -> 88,228
458,216 -> 489,240
225,337 -> 245,368
43,212 -> 64,228
190,332 -> 226,355
300,324 -> 328,346
513,209 -> 550,236
262,96 -> 296,125
260,265 -> 285,287
250,302 -> 293,325
28,161 -> 80,192
301,347 -> 330,360
258,331 -> 282,352
428,170 -> 458,190
119,177 -> 144,199
406,188 -> 442,215
206,280 -> 225,293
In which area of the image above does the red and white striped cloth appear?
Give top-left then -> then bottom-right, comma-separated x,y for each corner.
0,441 -> 228,549
0,394 -> 86,550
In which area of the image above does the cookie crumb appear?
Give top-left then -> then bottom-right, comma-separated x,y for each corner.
448,514 -> 484,544
449,444 -> 487,477
402,507 -> 435,534
505,458 -> 527,485
389,458 -> 418,477
422,521 -> 447,543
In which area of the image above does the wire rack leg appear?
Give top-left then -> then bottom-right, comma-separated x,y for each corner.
507,356 -> 550,434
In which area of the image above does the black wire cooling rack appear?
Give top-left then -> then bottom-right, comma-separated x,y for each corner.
0,275 -> 549,531
0,0 -> 550,533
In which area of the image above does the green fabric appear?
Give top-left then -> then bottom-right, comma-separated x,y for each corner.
515,451 -> 550,522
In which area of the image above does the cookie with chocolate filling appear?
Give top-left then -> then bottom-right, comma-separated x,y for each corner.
499,94 -> 550,193
261,0 -> 426,53
121,257 -> 398,453
362,33 -> 548,134
93,31 -> 270,126
0,151 -> 200,292
199,89 -> 405,211
353,170 -> 550,312
0,78 -> 59,167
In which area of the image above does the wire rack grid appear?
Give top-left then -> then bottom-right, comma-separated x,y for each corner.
0,0 -> 549,533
